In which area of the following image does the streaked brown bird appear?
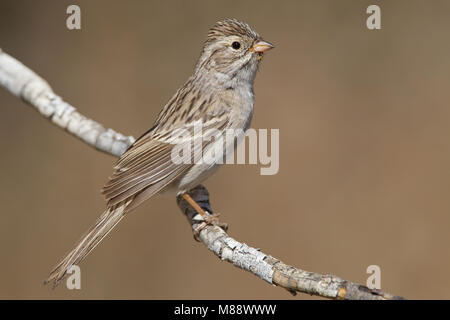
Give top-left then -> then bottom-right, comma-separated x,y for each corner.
46,18 -> 273,287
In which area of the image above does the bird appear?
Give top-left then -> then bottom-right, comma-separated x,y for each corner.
45,18 -> 274,287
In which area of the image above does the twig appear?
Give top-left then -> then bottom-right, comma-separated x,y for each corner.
0,48 -> 405,299
0,48 -> 134,156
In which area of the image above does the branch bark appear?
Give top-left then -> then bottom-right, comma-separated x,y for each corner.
0,48 -> 134,156
0,48 -> 404,300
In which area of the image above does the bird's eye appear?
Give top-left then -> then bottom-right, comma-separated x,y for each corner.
231,41 -> 241,50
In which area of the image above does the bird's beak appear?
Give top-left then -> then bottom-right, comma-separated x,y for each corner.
251,40 -> 275,53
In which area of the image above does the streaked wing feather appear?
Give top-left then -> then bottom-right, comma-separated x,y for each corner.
102,139 -> 191,207
102,113 -> 229,209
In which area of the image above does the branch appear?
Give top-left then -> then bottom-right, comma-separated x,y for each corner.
0,48 -> 134,156
177,185 -> 403,300
0,48 -> 404,300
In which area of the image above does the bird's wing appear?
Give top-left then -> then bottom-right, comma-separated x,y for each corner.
102,100 -> 230,210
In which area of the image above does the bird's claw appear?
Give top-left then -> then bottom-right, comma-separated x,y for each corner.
192,212 -> 228,241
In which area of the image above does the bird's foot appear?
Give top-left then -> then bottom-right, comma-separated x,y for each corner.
193,212 -> 228,241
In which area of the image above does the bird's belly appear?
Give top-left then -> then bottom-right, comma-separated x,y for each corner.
173,162 -> 221,194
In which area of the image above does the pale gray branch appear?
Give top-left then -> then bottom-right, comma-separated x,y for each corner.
0,48 -> 134,156
177,185 -> 403,300
0,48 -> 404,300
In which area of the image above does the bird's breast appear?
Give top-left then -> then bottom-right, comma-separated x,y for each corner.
225,85 -> 254,131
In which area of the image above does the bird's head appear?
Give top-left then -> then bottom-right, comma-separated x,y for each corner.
195,18 -> 274,86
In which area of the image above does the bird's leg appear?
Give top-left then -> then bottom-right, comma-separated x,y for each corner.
181,193 -> 228,240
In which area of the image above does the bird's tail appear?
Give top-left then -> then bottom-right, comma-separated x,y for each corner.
45,199 -> 131,288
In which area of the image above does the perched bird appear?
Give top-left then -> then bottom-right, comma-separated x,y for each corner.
45,18 -> 273,287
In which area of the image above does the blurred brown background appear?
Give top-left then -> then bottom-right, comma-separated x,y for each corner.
0,0 -> 450,299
